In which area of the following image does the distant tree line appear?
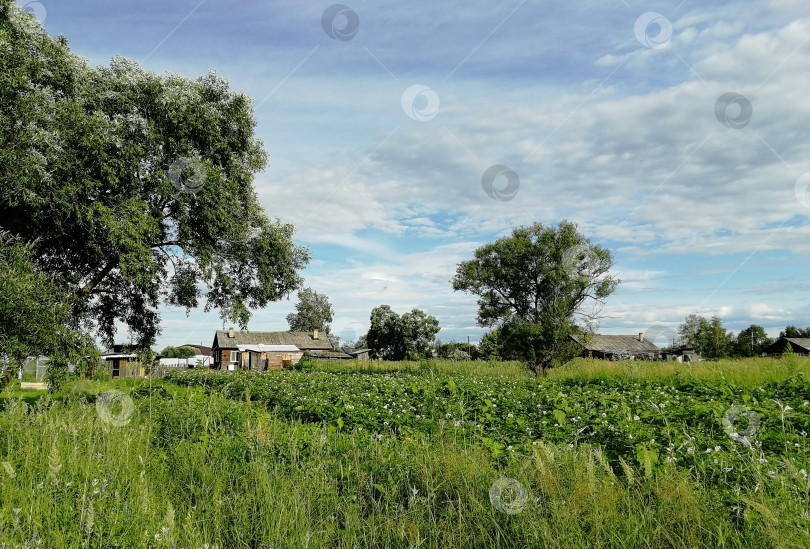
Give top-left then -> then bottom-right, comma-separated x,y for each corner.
673,314 -> 809,359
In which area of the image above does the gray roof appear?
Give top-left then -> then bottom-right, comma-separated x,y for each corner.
303,350 -> 353,359
236,344 -> 300,353
213,330 -> 332,351
782,338 -> 810,352
571,334 -> 661,353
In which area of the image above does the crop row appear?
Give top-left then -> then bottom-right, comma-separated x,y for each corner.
164,369 -> 810,477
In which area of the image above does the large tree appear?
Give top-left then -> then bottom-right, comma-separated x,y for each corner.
159,345 -> 198,359
1,4 -> 309,353
677,314 -> 734,359
366,305 -> 440,361
732,324 -> 773,357
452,220 -> 618,372
780,326 -> 810,338
286,288 -> 334,333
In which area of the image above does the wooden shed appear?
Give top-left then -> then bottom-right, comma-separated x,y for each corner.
100,350 -> 143,378
348,348 -> 371,361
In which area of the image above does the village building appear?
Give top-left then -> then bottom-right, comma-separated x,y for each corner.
763,337 -> 810,356
570,333 -> 661,361
158,344 -> 213,370
348,348 -> 371,361
211,328 -> 332,370
100,345 -> 143,378
303,349 -> 353,360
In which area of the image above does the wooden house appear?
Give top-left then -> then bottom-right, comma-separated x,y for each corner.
763,337 -> 810,356
570,333 -> 661,361
211,328 -> 332,370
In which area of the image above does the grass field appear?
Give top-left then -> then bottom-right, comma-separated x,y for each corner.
0,357 -> 808,548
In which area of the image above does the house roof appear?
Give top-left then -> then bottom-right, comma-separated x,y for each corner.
182,344 -> 212,356
101,353 -> 138,359
213,330 -> 332,351
571,334 -> 661,353
237,344 -> 300,353
303,350 -> 353,359
765,337 -> 810,353
348,348 -> 371,355
784,338 -> 810,351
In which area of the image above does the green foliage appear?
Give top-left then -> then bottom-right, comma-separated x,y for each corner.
166,360 -> 810,476
780,325 -> 810,338
452,220 -> 618,326
478,330 -> 502,360
160,345 -> 198,359
452,220 -> 618,371
436,341 -> 477,360
733,324 -> 774,357
366,305 -> 440,360
498,314 -> 582,373
0,233 -> 98,390
677,314 -> 734,359
286,287 -> 334,333
1,360 -> 809,547
0,3 -> 309,348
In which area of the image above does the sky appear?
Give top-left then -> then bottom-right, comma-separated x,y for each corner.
18,0 -> 810,350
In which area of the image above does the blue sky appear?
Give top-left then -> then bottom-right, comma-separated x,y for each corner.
20,0 -> 810,350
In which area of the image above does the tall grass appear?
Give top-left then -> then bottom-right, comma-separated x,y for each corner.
300,358 -> 535,379
303,356 -> 810,387
548,356 -> 810,387
0,381 -> 807,548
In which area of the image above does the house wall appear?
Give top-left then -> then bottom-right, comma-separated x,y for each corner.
237,351 -> 305,370
266,351 -> 304,369
214,347 -> 309,370
215,349 -> 238,370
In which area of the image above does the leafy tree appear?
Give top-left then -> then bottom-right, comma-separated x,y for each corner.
0,233 -> 97,389
732,325 -> 773,357
286,288 -> 334,333
780,326 -> 810,338
477,330 -> 502,361
448,349 -> 471,361
160,345 -> 197,359
366,305 -> 440,360
327,333 -> 341,351
452,220 -> 618,372
340,334 -> 367,354
677,313 -> 703,350
1,4 -> 309,354
677,314 -> 733,359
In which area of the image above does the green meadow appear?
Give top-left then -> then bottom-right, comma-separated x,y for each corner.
0,357 -> 808,548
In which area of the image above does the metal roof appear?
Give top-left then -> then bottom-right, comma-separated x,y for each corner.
236,344 -> 300,353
